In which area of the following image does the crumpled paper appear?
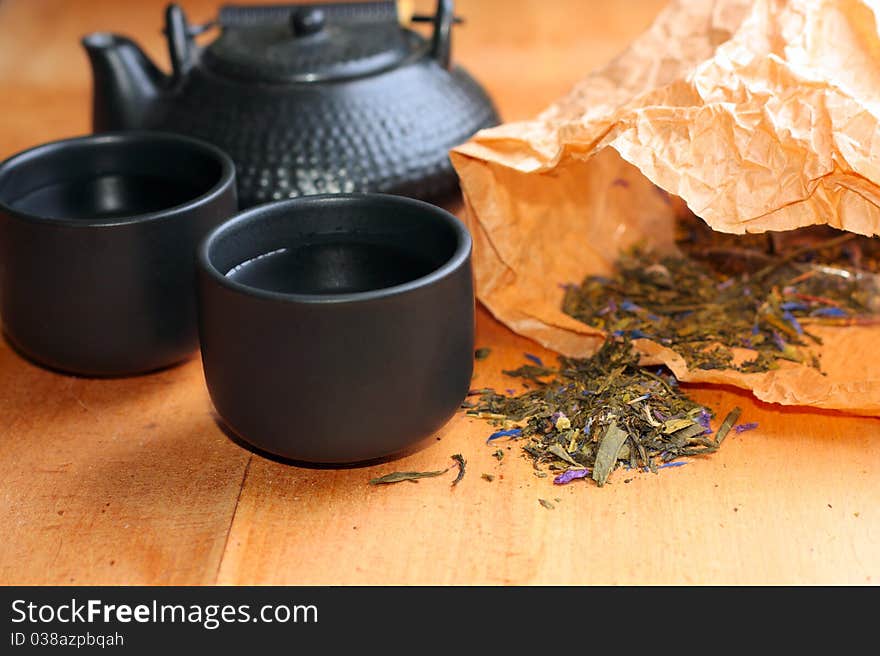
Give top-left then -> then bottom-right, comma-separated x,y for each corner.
450,0 -> 880,415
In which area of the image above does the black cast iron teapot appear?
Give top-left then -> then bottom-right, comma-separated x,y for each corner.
83,1 -> 499,207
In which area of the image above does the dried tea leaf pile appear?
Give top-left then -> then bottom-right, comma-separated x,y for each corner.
562,220 -> 880,373
468,339 -> 744,486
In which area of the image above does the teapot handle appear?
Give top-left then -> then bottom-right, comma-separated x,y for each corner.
165,4 -> 195,83
429,0 -> 453,70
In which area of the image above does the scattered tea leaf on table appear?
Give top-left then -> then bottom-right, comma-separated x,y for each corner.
470,339 -> 732,487
451,454 -> 466,486
715,407 -> 742,445
475,347 -> 492,360
370,469 -> 449,485
538,499 -> 555,510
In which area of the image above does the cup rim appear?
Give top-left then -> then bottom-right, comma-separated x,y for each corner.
199,193 -> 472,305
0,131 -> 236,228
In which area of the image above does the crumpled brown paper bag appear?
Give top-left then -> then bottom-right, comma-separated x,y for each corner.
450,0 -> 880,415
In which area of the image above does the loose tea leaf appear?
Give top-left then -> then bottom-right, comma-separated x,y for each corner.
371,453 -> 469,487
592,422 -> 629,487
547,443 -> 580,467
492,449 -> 504,461
451,454 -> 466,486
470,338 -> 739,486
670,422 -> 710,443
475,347 -> 492,360
369,469 -> 449,485
538,499 -> 555,510
714,407 -> 742,445
562,217 -> 880,374
663,418 -> 696,434
481,473 -> 495,482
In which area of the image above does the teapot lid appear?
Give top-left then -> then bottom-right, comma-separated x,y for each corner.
202,6 -> 422,83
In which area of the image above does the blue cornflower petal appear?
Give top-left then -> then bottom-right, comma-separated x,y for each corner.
734,422 -> 759,433
811,307 -> 846,318
782,311 -> 804,335
772,330 -> 786,351
553,469 -> 590,485
486,428 -> 523,444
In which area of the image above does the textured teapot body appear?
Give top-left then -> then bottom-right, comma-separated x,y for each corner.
83,2 -> 499,207
157,58 -> 497,207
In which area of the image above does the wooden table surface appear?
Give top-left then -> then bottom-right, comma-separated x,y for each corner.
1,0 -> 877,586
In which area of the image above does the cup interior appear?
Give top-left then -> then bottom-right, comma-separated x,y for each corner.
0,133 -> 226,221
205,195 -> 467,297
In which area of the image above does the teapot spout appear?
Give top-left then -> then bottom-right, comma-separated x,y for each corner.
82,32 -> 169,131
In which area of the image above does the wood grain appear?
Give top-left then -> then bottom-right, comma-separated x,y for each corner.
0,350 -> 250,585
1,0 -> 878,586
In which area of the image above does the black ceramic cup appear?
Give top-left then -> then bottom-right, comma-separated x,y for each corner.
0,132 -> 236,376
198,194 -> 474,463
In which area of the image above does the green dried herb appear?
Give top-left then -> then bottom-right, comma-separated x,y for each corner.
369,469 -> 449,485
481,473 -> 495,482
592,422 -> 629,487
714,407 -> 742,445
547,443 -> 580,467
475,347 -> 492,360
538,499 -> 555,510
492,449 -> 504,461
451,454 -> 466,486
371,454 -> 468,487
470,339 -> 739,486
561,218 -> 880,374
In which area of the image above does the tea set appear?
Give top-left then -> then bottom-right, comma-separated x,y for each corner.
0,1 -> 498,463
83,1 -> 496,207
